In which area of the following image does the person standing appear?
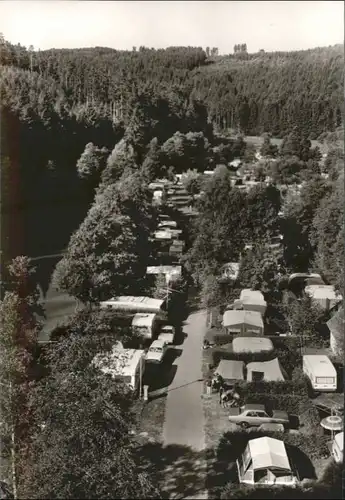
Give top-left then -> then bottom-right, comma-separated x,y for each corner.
219,385 -> 224,405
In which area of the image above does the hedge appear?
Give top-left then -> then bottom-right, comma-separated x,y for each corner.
235,377 -> 309,398
220,484 -> 309,499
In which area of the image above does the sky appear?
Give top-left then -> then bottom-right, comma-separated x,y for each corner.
1,1 -> 343,54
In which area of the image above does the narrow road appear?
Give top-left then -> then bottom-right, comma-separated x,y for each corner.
39,286 -> 77,341
162,310 -> 208,499
32,254 -> 77,341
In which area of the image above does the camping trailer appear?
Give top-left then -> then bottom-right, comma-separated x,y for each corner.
100,296 -> 166,315
303,355 -> 337,392
131,313 -> 159,340
237,437 -> 297,485
93,346 -> 146,391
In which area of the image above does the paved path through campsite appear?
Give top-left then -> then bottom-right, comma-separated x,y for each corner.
163,310 -> 208,499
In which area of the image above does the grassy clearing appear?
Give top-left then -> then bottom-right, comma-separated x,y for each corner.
245,135 -> 327,153
135,396 -> 167,443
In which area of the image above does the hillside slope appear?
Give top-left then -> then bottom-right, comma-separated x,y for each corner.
1,39 -> 343,138
191,45 -> 344,137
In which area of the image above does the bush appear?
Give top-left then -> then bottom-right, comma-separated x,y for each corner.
220,483 -> 310,499
235,378 -> 309,399
319,460 -> 343,490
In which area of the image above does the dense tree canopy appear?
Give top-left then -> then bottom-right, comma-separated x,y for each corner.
185,167 -> 247,283
20,333 -> 160,499
52,172 -> 156,303
0,257 -> 42,497
311,173 -> 344,285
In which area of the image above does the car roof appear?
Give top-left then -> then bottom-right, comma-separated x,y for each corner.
242,404 -> 266,411
150,339 -> 165,347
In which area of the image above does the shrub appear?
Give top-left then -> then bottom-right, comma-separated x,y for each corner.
235,378 -> 309,399
220,483 -> 310,499
319,460 -> 343,490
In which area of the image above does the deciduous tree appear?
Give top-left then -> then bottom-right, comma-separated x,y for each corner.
20,334 -> 160,499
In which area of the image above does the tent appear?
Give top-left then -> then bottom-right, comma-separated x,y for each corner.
214,360 -> 245,385
246,358 -> 285,382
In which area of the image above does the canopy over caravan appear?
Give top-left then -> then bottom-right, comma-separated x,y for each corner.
146,265 -> 182,283
305,285 -> 342,311
223,310 -> 264,336
233,337 -> 273,354
239,289 -> 267,315
100,296 -> 166,315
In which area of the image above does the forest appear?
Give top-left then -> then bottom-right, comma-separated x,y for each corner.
0,36 -> 343,259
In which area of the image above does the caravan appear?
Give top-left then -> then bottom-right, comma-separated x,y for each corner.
93,346 -> 146,392
303,355 -> 337,392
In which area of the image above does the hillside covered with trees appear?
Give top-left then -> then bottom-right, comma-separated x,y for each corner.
0,35 -> 343,261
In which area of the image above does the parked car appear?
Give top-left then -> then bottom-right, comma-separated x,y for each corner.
146,339 -> 168,363
158,325 -> 176,345
228,404 -> 289,429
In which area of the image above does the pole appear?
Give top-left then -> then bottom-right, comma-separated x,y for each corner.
166,278 -> 169,308
139,355 -> 142,400
9,383 -> 17,500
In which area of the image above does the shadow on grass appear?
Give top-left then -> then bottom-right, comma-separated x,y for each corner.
136,442 -> 208,499
136,440 -> 241,499
289,414 -> 300,430
287,444 -> 317,481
